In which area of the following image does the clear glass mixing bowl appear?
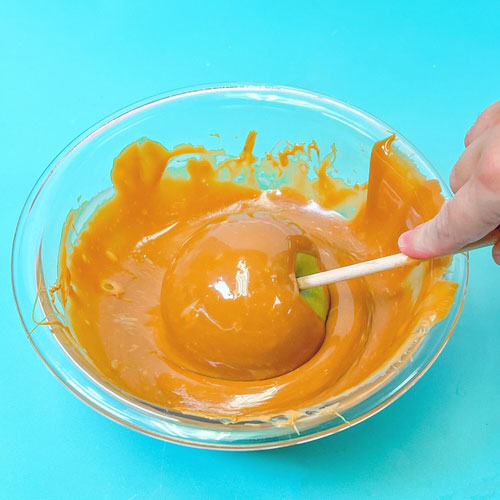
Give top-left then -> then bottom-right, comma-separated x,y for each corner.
12,85 -> 467,450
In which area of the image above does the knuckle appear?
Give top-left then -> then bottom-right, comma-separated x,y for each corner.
482,101 -> 500,126
465,101 -> 500,146
476,149 -> 500,193
432,200 -> 471,253
433,202 -> 453,240
424,202 -> 456,254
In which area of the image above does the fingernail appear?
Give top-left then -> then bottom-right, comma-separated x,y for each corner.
398,227 -> 429,259
398,232 -> 410,252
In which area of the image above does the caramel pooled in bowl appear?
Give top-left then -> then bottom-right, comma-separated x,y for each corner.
56,131 -> 457,422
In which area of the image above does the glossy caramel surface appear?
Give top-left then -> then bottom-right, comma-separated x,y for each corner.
58,133 -> 457,421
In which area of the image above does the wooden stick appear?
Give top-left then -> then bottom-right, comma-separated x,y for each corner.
297,228 -> 500,290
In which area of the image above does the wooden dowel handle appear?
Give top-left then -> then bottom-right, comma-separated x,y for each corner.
296,253 -> 418,289
297,227 -> 500,290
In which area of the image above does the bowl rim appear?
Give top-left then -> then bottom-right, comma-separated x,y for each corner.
11,83 -> 469,450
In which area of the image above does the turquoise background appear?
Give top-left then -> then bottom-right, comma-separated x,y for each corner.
2,1 -> 499,498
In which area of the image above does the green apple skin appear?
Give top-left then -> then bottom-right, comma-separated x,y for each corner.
294,252 -> 329,322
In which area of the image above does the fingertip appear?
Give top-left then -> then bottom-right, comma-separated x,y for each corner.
398,225 -> 441,259
464,124 -> 477,148
493,242 -> 500,266
398,228 -> 428,258
398,231 -> 411,253
464,129 -> 472,148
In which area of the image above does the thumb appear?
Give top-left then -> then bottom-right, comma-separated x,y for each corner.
398,176 -> 500,259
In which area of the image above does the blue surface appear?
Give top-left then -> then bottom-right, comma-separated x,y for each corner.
2,1 -> 499,498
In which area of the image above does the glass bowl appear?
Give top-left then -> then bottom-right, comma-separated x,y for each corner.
12,85 -> 468,450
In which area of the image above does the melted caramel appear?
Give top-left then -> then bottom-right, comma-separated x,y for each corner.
57,133 -> 457,421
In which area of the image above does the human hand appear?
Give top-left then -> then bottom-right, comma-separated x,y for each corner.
398,101 -> 500,265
